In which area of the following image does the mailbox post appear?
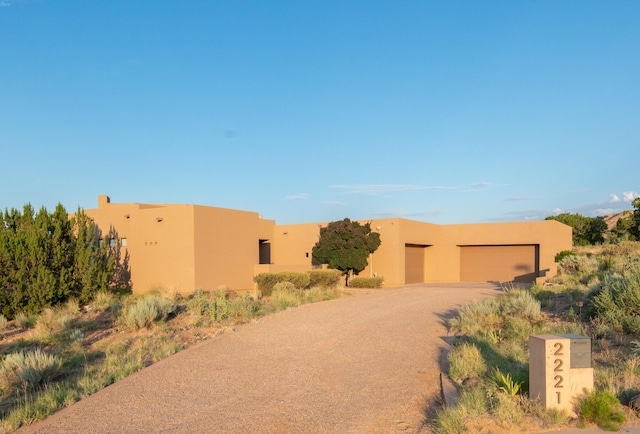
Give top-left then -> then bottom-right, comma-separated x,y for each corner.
529,334 -> 593,413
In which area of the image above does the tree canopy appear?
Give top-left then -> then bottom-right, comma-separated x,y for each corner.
0,204 -> 130,318
311,218 -> 381,285
545,213 -> 607,246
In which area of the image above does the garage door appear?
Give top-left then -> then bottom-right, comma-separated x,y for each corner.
405,244 -> 426,284
460,245 -> 538,283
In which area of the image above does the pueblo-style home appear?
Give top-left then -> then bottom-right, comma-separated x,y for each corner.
85,195 -> 572,294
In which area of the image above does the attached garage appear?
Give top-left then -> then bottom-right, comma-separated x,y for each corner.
459,245 -> 539,283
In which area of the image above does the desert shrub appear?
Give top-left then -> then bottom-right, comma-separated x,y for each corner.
503,316 -> 535,344
491,393 -> 525,425
305,287 -> 342,303
0,314 -> 7,330
186,289 -> 210,315
64,299 -> 81,315
559,255 -> 598,276
555,250 -> 575,262
271,282 -> 303,310
206,290 -> 244,322
208,291 -> 230,321
277,272 -> 310,289
228,293 -> 260,321
578,390 -> 625,431
93,290 -> 120,313
593,270 -> 640,333
254,272 -> 310,295
433,388 -> 487,434
501,289 -> 541,320
0,349 -> 63,396
14,312 -> 35,329
69,328 -> 84,342
348,276 -> 384,288
448,342 -> 487,383
448,298 -> 502,336
599,256 -> 615,272
253,273 -> 279,296
308,269 -> 342,289
35,308 -> 72,338
432,406 -> 465,434
123,296 -> 175,330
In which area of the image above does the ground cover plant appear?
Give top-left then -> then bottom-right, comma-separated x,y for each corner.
433,241 -> 640,433
0,270 -> 344,432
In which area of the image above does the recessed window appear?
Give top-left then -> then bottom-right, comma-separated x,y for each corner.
109,239 -> 116,248
305,252 -> 309,258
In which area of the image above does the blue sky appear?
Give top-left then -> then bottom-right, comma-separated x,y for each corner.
1,1 -> 638,224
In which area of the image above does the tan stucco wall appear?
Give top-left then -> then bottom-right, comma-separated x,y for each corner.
193,205 -> 267,291
85,197 -> 197,293
84,196 -> 572,294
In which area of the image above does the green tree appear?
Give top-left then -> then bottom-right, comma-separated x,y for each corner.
545,213 -> 607,245
0,204 -> 129,318
311,218 -> 381,286
630,197 -> 640,241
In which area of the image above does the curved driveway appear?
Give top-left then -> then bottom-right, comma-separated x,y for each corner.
20,283 -> 501,434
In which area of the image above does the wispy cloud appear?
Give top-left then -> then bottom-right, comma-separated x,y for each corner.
610,194 -> 621,203
285,193 -> 311,200
323,200 -> 346,207
623,191 -> 639,202
330,182 -> 498,195
505,196 -> 538,202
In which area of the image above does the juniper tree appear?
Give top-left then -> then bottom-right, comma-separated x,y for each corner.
311,218 -> 381,286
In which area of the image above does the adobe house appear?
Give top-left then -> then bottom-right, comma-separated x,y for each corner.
85,195 -> 572,294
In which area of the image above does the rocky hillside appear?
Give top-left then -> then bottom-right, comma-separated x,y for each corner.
603,210 -> 633,230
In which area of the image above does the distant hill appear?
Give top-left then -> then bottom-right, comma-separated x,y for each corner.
602,210 -> 633,230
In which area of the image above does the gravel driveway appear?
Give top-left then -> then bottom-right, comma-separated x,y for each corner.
19,283 -> 501,434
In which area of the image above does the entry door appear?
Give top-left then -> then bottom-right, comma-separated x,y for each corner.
405,244 -> 426,284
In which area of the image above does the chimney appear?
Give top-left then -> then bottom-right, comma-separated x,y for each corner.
98,195 -> 111,207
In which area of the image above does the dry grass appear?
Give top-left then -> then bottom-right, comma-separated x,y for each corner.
0,282 -> 345,431
435,242 -> 640,433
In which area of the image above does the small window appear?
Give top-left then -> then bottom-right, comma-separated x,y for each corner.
99,239 -> 104,247
121,238 -> 127,247
305,252 -> 309,258
109,239 -> 116,248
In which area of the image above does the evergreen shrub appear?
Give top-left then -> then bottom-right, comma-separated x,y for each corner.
348,276 -> 384,288
308,269 -> 342,288
578,390 -> 625,431
253,273 -> 279,296
276,272 -> 310,289
555,250 -> 575,262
